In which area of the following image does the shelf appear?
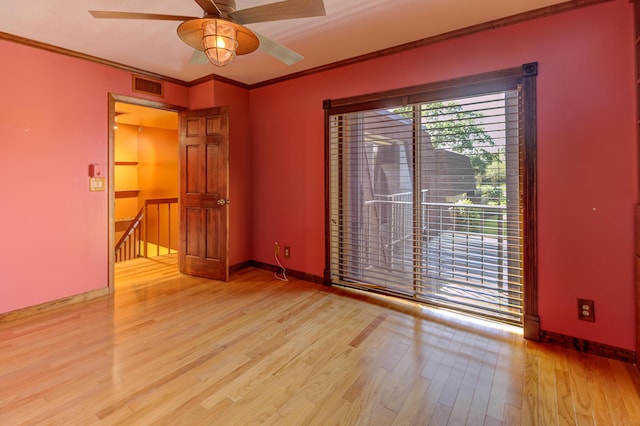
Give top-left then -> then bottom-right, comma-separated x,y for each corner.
115,189 -> 140,198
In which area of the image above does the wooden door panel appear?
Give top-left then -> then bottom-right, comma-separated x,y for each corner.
206,143 -> 222,195
186,117 -> 201,137
206,208 -> 221,260
206,116 -> 221,135
179,107 -> 229,281
185,145 -> 200,194
185,207 -> 200,256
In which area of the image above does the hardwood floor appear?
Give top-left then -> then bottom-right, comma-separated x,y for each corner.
1,255 -> 639,425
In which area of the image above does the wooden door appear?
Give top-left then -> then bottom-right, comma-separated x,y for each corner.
179,107 -> 229,281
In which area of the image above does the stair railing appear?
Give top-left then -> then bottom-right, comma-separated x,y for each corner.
143,198 -> 178,258
115,208 -> 145,262
115,197 -> 179,262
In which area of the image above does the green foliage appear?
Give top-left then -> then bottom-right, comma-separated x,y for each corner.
479,184 -> 505,205
480,158 -> 506,205
393,101 -> 500,178
422,102 -> 497,176
453,199 -> 503,236
483,158 -> 506,185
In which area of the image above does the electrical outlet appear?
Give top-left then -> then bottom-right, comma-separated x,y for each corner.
577,298 -> 595,322
274,242 -> 280,256
284,246 -> 290,259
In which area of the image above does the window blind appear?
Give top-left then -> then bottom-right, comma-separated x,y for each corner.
328,89 -> 524,325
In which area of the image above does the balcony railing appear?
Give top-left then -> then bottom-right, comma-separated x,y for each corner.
363,191 -> 508,264
362,191 -> 519,284
356,190 -> 522,323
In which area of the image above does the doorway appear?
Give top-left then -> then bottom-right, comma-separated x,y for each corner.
108,95 -> 183,290
108,95 -> 232,290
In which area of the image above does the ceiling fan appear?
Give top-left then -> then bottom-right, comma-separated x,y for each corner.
89,0 -> 326,67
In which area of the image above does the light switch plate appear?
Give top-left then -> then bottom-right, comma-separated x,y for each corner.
90,177 -> 105,191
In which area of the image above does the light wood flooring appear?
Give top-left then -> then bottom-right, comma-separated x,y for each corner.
1,254 -> 640,425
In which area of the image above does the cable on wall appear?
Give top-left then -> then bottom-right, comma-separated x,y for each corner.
274,242 -> 288,282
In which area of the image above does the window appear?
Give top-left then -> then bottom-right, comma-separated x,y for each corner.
325,65 -> 538,331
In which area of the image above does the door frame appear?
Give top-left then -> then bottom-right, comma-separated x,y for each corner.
323,64 -> 539,338
107,94 -> 186,292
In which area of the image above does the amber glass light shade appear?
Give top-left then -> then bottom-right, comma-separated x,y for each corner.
202,19 -> 238,67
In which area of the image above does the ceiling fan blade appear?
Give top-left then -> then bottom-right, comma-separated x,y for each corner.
193,0 -> 220,15
89,11 -> 196,21
189,49 -> 210,65
230,0 -> 325,25
255,33 -> 303,65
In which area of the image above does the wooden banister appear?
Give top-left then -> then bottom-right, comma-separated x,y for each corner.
144,198 -> 178,258
114,207 -> 144,262
115,197 -> 179,263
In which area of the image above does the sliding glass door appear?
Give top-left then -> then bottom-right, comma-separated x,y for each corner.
328,84 -> 526,325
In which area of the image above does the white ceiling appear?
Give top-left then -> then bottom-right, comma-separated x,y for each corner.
1,0 -> 569,85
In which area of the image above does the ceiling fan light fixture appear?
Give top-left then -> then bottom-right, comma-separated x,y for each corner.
202,19 -> 239,67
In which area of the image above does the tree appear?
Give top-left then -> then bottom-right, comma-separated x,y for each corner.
481,156 -> 506,205
393,101 -> 499,178
483,156 -> 506,185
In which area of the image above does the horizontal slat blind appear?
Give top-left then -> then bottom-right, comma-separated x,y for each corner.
329,89 -> 523,325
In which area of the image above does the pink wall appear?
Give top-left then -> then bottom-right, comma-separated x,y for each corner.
249,0 -> 637,349
189,80 -> 252,266
0,40 -> 189,314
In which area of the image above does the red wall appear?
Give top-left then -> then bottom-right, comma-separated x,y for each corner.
249,0 -> 637,349
0,40 -> 189,314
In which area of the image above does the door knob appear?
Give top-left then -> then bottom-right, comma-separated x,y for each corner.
217,198 -> 230,206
